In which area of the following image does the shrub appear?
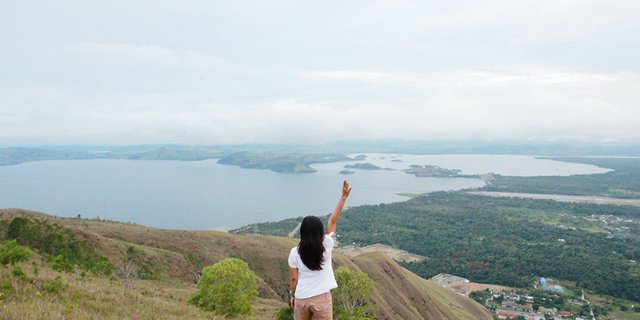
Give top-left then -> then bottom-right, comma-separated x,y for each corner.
43,275 -> 68,294
7,218 -> 35,244
333,266 -> 376,320
91,259 -> 112,276
189,258 -> 258,316
11,266 -> 27,279
0,239 -> 32,266
6,217 -> 113,273
52,255 -> 74,272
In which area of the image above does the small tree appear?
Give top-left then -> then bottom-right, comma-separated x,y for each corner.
333,266 -> 376,320
0,240 -> 32,266
189,258 -> 258,316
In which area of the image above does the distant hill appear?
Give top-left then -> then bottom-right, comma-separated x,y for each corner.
0,209 -> 491,320
0,145 -> 225,166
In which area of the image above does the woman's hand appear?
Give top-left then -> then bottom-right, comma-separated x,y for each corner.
290,297 -> 295,309
327,180 -> 351,235
342,180 -> 352,199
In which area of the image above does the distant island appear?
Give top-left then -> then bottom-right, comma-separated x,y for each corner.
344,162 -> 382,170
217,151 -> 351,174
339,169 -> 355,175
352,154 -> 367,160
403,164 -> 470,177
0,146 -> 225,166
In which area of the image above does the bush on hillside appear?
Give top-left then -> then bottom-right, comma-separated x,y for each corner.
52,255 -> 74,272
11,266 -> 27,279
42,275 -> 68,294
0,239 -> 32,266
333,266 -> 376,320
189,258 -> 258,316
6,217 -> 112,275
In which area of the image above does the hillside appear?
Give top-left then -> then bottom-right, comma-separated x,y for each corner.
0,209 -> 491,320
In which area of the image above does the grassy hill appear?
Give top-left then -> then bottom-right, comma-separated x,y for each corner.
0,209 -> 491,320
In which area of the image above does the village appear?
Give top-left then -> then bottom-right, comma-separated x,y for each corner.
431,274 -> 596,320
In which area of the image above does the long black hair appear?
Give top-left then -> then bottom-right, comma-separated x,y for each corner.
298,215 -> 325,271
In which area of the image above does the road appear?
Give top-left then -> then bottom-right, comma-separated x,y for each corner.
288,222 -> 302,238
467,191 -> 640,207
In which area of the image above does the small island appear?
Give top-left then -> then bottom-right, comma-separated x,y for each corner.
404,165 -> 468,177
339,170 -> 356,175
344,163 -> 383,170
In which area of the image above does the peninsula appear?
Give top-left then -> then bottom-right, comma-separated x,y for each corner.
217,151 -> 351,173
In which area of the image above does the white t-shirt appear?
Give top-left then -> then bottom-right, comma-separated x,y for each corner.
288,232 -> 338,299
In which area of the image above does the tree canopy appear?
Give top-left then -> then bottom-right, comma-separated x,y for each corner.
189,258 -> 258,316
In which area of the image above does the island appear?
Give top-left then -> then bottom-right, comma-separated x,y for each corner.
344,163 -> 383,170
339,170 -> 356,175
403,165 -> 468,177
217,151 -> 351,174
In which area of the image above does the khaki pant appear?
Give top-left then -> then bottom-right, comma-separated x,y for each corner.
294,291 -> 333,320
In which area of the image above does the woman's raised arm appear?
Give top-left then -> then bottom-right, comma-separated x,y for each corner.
326,180 -> 351,235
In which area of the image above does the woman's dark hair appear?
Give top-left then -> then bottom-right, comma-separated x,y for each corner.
298,215 -> 325,271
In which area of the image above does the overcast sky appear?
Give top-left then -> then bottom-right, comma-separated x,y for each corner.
1,0 -> 639,146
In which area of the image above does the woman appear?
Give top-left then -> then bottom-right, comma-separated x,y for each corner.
288,180 -> 351,320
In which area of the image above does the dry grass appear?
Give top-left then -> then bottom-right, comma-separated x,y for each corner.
335,253 -> 493,320
0,257 -> 284,320
338,243 -> 427,263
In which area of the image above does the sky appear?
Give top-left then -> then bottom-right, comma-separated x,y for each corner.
1,0 -> 639,146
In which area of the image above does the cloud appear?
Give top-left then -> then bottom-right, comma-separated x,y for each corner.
1,1 -> 640,145
299,68 -> 626,87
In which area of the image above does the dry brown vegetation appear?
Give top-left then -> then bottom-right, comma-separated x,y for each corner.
0,209 -> 492,319
430,273 -> 512,296
0,255 -> 282,320
338,243 -> 427,263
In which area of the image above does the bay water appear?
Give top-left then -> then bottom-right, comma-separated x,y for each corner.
0,154 -> 609,230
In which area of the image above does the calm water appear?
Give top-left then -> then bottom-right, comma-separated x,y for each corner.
0,154 -> 609,230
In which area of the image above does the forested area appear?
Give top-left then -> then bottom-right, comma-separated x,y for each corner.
482,157 -> 640,199
336,192 -> 640,301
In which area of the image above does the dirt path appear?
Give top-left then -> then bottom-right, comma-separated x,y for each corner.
467,191 -> 640,207
338,244 -> 426,263
430,273 -> 512,296
288,222 -> 302,238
